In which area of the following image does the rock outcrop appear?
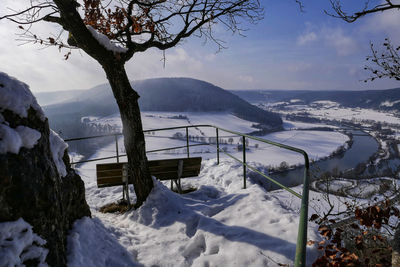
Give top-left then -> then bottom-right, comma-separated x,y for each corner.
0,72 -> 91,266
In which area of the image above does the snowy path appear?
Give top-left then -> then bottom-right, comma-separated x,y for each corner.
69,159 -> 320,266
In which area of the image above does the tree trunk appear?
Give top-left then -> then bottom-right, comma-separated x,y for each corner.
393,227 -> 400,267
102,61 -> 153,208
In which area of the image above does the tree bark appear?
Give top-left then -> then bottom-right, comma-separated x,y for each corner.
393,227 -> 400,267
102,61 -> 153,208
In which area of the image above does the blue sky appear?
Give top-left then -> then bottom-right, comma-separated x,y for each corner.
1,0 -> 400,92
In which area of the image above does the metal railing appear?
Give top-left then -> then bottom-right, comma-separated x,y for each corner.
65,124 -> 310,267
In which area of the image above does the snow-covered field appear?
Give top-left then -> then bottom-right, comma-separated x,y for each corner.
88,112 -> 258,135
308,108 -> 400,124
278,103 -> 400,125
84,112 -> 349,167
283,120 -> 338,130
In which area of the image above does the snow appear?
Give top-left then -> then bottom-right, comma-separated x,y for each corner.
67,217 -> 140,267
274,101 -> 400,125
89,112 -> 257,136
249,130 -> 348,166
283,120 -> 338,130
0,218 -> 48,267
304,107 -> 400,124
73,159 -> 321,266
50,130 -> 68,178
0,124 -> 41,154
380,100 -> 400,107
87,26 -> 128,54
87,112 -> 348,167
0,72 -> 45,121
310,100 -> 339,108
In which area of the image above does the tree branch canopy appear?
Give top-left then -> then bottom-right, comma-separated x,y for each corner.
1,0 -> 263,62
327,0 -> 400,23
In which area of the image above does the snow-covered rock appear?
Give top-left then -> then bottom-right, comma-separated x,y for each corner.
50,130 -> 68,177
0,218 -> 48,267
0,72 -> 90,267
0,72 -> 45,120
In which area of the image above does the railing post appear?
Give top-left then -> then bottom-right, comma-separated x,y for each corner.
294,156 -> 310,267
242,136 -> 246,189
216,128 -> 220,164
115,135 -> 119,163
186,127 -> 189,158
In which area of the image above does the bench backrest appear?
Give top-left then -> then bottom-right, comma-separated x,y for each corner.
149,157 -> 202,181
97,162 -> 127,188
96,157 -> 202,188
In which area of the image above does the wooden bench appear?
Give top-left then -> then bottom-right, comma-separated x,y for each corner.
96,157 -> 202,204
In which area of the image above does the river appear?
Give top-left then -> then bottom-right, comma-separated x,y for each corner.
251,130 -> 380,190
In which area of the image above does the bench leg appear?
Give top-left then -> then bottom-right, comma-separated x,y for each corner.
173,179 -> 182,194
125,182 -> 131,207
171,180 -> 173,191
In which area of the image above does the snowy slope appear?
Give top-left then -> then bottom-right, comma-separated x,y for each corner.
71,156 -> 399,266
73,158 -> 321,266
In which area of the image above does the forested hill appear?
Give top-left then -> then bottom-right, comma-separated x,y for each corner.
231,88 -> 400,110
43,77 -> 282,128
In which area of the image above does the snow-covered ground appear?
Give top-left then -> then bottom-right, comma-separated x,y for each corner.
63,111 -> 358,266
62,110 -> 400,266
71,151 -> 399,266
72,157 -> 321,266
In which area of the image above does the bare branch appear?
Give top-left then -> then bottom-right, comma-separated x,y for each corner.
363,39 -> 400,82
2,0 -> 264,63
327,0 -> 400,23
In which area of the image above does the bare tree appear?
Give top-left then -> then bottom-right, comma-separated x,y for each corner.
327,0 -> 400,82
0,0 -> 263,207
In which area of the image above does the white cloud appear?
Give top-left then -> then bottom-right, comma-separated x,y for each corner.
204,53 -> 217,61
297,32 -> 317,45
297,23 -> 357,56
238,75 -> 254,83
322,27 -> 358,56
364,8 -> 400,43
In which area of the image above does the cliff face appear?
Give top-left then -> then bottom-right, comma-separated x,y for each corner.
0,72 -> 91,266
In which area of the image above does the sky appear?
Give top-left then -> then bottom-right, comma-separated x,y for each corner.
0,0 -> 400,93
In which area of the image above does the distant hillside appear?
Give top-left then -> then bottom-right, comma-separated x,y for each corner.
231,88 -> 400,110
43,77 -> 282,131
35,89 -> 87,106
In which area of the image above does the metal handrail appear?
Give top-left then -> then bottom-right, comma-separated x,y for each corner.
65,124 -> 310,267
